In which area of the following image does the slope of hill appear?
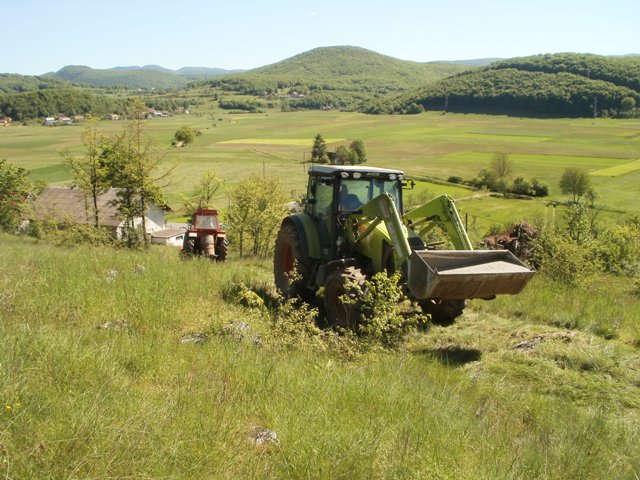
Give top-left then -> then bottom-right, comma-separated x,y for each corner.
51,65 -> 190,89
1,234 -> 638,478
373,53 -> 640,116
209,46 -> 472,110
489,53 -> 640,91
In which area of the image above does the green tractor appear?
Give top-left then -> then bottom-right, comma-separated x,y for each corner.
274,165 -> 535,328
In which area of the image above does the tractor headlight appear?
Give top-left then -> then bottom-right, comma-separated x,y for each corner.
341,172 -> 349,178
388,174 -> 397,180
353,172 -> 362,179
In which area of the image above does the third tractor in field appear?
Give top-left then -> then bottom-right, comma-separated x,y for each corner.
274,165 -> 534,327
181,209 -> 228,261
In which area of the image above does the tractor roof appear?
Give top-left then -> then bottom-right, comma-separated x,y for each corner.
309,165 -> 404,176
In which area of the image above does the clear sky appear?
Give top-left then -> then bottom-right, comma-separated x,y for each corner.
3,0 -> 638,75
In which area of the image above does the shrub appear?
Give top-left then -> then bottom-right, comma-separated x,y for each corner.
532,228 -> 597,285
593,221 -> 640,276
345,271 -> 427,348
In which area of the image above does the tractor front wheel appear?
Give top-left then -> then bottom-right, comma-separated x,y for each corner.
274,223 -> 311,300
324,266 -> 366,330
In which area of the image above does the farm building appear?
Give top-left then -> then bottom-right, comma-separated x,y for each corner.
149,227 -> 186,246
28,186 -> 166,237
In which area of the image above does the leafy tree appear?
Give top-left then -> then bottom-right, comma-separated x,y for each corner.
331,145 -> 355,165
61,116 -> 109,227
310,134 -> 328,163
226,176 -> 286,257
0,158 -> 33,232
174,125 -> 195,145
565,203 -> 593,243
102,102 -> 173,246
585,187 -> 598,208
405,103 -> 424,114
349,139 -> 367,164
490,152 -> 513,193
559,167 -> 592,203
621,96 -> 636,111
182,170 -> 224,221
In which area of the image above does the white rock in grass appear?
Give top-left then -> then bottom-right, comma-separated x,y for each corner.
105,269 -> 118,283
248,427 -> 279,447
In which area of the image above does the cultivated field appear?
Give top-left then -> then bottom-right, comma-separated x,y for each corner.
1,110 -> 638,233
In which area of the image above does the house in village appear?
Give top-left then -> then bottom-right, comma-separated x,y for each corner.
28,186 -> 171,239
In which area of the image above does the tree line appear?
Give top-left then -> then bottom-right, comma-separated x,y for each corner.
0,88 -> 129,121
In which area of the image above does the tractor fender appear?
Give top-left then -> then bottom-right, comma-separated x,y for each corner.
280,213 -> 322,260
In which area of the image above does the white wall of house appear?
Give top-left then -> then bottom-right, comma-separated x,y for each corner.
150,233 -> 184,246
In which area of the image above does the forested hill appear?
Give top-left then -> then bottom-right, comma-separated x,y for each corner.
372,53 -> 640,117
208,46 -> 471,109
51,65 -> 190,89
0,73 -> 71,94
489,53 -> 640,91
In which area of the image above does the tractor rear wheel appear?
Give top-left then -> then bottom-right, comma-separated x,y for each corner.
420,299 -> 466,326
182,235 -> 195,256
274,223 -> 312,300
324,266 -> 366,330
216,237 -> 228,262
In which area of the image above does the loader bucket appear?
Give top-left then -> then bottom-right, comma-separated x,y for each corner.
407,249 -> 535,300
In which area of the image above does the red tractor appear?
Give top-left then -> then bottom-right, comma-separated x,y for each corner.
181,209 -> 228,261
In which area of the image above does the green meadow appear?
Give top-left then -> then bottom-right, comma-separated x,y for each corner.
1,110 -> 638,231
1,236 -> 639,479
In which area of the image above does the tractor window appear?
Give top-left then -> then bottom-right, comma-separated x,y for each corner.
313,178 -> 334,216
340,178 -> 402,212
195,214 -> 219,229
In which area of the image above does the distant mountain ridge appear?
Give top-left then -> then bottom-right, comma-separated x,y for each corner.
45,64 -> 244,89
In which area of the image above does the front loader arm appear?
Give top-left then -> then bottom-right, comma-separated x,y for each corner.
345,193 -> 412,267
403,194 -> 473,250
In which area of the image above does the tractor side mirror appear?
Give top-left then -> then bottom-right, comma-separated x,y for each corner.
402,180 -> 416,190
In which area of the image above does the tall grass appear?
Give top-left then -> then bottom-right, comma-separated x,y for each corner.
1,235 -> 639,478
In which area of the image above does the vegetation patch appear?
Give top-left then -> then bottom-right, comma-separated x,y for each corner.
218,137 -> 344,146
590,158 -> 640,176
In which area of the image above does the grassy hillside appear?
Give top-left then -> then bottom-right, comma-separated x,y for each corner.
377,53 -> 640,117
209,46 -> 471,110
0,235 -> 638,478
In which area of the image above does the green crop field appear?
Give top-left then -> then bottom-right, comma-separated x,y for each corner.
1,110 -> 638,231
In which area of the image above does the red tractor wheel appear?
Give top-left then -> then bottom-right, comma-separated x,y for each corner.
274,223 -> 311,300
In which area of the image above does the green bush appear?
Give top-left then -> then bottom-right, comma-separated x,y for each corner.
532,229 -> 597,285
346,271 -> 427,348
174,125 -> 195,145
593,220 -> 640,276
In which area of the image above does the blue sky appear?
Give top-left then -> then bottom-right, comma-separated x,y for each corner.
3,0 -> 638,75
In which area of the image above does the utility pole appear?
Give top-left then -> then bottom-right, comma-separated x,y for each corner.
593,96 -> 598,120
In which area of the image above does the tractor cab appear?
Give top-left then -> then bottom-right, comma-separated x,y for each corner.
304,165 -> 405,258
